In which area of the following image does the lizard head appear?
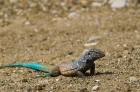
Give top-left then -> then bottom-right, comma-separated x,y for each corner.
80,48 -> 105,62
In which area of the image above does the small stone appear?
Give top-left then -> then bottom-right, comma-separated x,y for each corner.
129,76 -> 138,83
24,21 -> 31,25
67,51 -> 73,55
60,2 -> 66,7
50,86 -> 54,89
91,85 -> 100,91
88,36 -> 101,42
35,84 -> 46,90
95,80 -> 101,85
84,42 -> 98,47
34,28 -> 39,32
109,0 -> 128,10
67,84 -> 73,88
80,88 -> 89,92
84,36 -> 101,47
80,0 -> 89,7
9,0 -> 18,4
123,44 -> 128,48
38,79 -> 48,84
95,80 -> 100,82
51,10 -> 58,15
55,78 -> 59,81
68,12 -> 80,18
69,84 -> 72,87
29,2 -> 37,8
22,78 -> 28,82
91,2 -> 103,7
40,4 -> 47,11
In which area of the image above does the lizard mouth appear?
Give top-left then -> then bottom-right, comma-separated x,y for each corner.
95,50 -> 105,59
90,50 -> 105,60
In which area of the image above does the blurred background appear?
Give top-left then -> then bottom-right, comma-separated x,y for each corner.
0,0 -> 140,21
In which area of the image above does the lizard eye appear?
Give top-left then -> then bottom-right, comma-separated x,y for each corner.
88,53 -> 91,55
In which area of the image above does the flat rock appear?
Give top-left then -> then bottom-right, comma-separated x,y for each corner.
109,0 -> 128,9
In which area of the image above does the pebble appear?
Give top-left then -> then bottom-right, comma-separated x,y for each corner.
39,3 -> 47,12
84,36 -> 101,47
84,42 -> 98,47
80,0 -> 89,7
33,28 -> 39,32
95,80 -> 101,85
29,2 -> 37,8
55,78 -> 59,82
80,88 -> 89,92
24,21 -> 31,25
22,78 -> 29,82
9,0 -> 18,4
91,85 -> 100,91
50,86 -> 54,90
109,0 -> 128,10
129,76 -> 138,83
91,2 -> 103,7
35,84 -> 46,90
68,12 -> 80,18
38,79 -> 48,84
69,84 -> 72,87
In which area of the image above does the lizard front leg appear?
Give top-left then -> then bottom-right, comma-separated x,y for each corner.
90,63 -> 95,75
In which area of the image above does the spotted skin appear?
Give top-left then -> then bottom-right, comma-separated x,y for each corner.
58,48 -> 105,76
0,48 -> 105,77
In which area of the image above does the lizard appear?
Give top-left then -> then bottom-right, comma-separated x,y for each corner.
0,48 -> 105,77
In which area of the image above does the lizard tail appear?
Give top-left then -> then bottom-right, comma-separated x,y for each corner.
0,63 -> 49,73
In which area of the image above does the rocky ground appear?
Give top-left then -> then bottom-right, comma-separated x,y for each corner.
0,0 -> 140,92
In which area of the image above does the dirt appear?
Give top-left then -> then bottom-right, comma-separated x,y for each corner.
0,2 -> 140,92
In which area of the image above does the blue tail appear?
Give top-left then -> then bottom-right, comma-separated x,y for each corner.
0,63 -> 49,73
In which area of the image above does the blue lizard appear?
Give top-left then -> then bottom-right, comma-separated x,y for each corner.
0,48 -> 105,77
